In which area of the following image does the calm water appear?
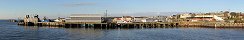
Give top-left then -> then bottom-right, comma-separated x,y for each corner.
1,20 -> 244,40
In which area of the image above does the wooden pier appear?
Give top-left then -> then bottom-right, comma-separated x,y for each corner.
18,22 -> 179,28
18,22 -> 244,28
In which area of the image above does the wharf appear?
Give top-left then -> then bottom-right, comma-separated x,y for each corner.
179,22 -> 244,28
18,22 -> 244,28
18,22 -> 179,28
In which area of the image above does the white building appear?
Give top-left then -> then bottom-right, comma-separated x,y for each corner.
112,16 -> 133,23
178,14 -> 192,18
133,17 -> 148,23
66,14 -> 102,23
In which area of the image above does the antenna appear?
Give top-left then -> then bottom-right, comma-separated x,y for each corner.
105,10 -> 108,17
103,10 -> 108,23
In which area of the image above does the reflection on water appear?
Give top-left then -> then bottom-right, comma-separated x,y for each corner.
1,20 -> 244,40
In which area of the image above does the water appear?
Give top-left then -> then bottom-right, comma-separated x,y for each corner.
1,20 -> 244,40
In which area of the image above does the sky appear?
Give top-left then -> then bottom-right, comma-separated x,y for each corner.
0,0 -> 244,19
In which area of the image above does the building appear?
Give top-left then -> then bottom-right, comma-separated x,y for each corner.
24,15 -> 40,23
205,11 -> 231,20
145,18 -> 158,22
102,17 -> 121,23
66,14 -> 102,23
187,15 -> 224,22
54,17 -> 66,22
112,16 -> 133,23
178,13 -> 192,19
152,16 -> 169,22
133,17 -> 148,23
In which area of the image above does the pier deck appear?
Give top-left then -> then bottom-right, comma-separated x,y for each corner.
19,22 -> 244,28
18,22 -> 179,28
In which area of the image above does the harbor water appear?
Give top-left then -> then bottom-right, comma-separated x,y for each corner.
1,20 -> 244,40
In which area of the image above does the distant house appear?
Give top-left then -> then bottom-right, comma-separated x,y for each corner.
205,11 -> 231,20
178,13 -> 192,19
112,16 -> 133,23
145,18 -> 158,22
133,17 -> 147,23
153,16 -> 169,22
187,15 -> 224,22
66,14 -> 102,23
187,17 -> 214,22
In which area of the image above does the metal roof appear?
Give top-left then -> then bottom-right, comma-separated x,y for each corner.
70,14 -> 101,17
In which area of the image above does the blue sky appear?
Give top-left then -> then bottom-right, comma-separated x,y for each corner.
0,0 -> 244,19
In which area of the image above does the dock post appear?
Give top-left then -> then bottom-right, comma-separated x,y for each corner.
134,24 -> 136,28
145,24 -> 147,28
158,24 -> 160,28
127,24 -> 129,28
100,24 -> 102,28
214,23 -> 217,28
141,24 -> 144,27
139,24 -> 142,27
69,24 -> 72,28
164,24 -> 166,27
152,24 -> 154,28
105,23 -> 108,29
146,24 -> 148,28
85,23 -> 87,28
77,24 -> 79,28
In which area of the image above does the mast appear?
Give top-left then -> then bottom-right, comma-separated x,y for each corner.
103,10 -> 108,23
